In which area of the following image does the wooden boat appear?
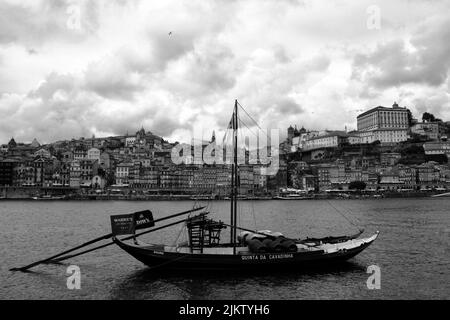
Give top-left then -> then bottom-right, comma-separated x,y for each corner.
114,231 -> 378,271
274,195 -> 313,200
190,194 -> 216,201
113,100 -> 379,272
432,191 -> 450,198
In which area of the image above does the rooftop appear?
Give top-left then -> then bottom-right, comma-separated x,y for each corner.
357,103 -> 408,119
308,131 -> 349,141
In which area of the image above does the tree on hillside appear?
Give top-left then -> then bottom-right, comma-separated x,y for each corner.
400,144 -> 425,156
407,109 -> 414,126
422,112 -> 436,122
349,181 -> 367,190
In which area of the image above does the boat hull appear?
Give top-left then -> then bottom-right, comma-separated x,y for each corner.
114,234 -> 378,271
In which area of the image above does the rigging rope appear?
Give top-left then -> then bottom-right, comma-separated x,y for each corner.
325,199 -> 363,231
237,101 -> 272,142
172,223 -> 186,247
238,118 -> 258,140
251,196 -> 257,231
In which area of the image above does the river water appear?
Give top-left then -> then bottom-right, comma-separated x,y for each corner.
0,198 -> 449,299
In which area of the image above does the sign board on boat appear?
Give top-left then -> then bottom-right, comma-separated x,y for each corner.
110,210 -> 154,235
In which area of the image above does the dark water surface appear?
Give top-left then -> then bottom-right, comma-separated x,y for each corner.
0,198 -> 449,299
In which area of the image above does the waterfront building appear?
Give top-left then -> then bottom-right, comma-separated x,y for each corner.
0,159 -> 17,186
115,162 -> 132,186
436,165 -> 450,184
364,171 -> 379,190
32,156 -> 55,187
69,160 -> 81,188
379,169 -> 404,190
131,165 -> 160,189
136,164 -> 162,189
253,166 -> 268,192
397,165 -> 417,189
180,166 -> 197,190
216,165 -> 232,196
13,160 -> 30,186
52,162 -> 71,187
160,166 -> 182,190
291,173 -> 316,191
314,163 -> 337,190
193,166 -> 216,193
79,159 -> 99,187
416,163 -> 439,188
238,165 -> 254,195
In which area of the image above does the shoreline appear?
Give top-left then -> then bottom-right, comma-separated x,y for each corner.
1,192 -> 449,201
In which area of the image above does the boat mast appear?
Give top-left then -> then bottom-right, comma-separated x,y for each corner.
232,100 -> 239,254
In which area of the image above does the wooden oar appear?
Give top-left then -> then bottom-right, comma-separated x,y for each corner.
10,206 -> 205,272
51,217 -> 197,263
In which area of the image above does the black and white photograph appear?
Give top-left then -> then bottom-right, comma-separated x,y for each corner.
0,0 -> 449,309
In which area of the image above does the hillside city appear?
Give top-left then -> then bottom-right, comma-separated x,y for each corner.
1,102 -> 450,200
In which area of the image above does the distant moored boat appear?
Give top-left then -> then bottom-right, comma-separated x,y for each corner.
32,195 -> 66,200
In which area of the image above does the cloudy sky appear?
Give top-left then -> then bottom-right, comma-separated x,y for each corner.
1,0 -> 449,144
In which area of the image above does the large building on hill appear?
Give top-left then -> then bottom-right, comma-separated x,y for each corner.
356,102 -> 410,144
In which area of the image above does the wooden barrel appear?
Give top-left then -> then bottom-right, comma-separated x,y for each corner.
247,239 -> 268,253
280,239 -> 298,252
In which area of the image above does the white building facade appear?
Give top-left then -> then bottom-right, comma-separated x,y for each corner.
356,102 -> 410,144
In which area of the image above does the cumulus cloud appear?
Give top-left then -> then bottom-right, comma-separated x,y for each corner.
353,16 -> 450,89
1,0 -> 450,144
